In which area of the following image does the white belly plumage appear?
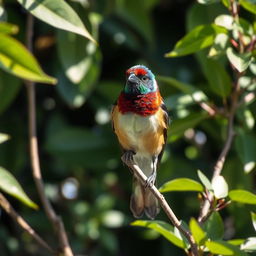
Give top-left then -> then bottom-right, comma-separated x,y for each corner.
117,113 -> 159,177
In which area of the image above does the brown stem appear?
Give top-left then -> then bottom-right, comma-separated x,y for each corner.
122,156 -> 199,256
25,14 -> 73,256
0,193 -> 54,254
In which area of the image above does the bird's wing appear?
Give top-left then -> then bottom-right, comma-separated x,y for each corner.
157,103 -> 169,164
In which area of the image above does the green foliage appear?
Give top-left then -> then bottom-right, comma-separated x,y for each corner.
131,220 -> 188,249
0,0 -> 256,255
189,218 -> 207,245
159,178 -> 203,192
17,0 -> 96,43
165,24 -> 227,57
0,33 -> 56,83
229,190 -> 256,204
0,167 -> 38,209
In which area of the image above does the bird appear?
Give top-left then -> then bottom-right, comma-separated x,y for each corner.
111,65 -> 169,219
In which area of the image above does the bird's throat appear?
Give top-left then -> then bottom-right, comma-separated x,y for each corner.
117,91 -> 162,116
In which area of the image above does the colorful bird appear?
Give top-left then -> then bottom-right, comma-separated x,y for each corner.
112,65 -> 169,219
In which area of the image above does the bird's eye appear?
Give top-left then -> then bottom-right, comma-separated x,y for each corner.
142,76 -> 149,82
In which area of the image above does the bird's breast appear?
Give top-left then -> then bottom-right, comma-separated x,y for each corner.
117,112 -> 159,155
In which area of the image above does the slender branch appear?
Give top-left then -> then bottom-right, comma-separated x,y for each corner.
198,69 -> 241,224
25,14 -> 73,256
122,156 -> 199,256
0,193 -> 54,254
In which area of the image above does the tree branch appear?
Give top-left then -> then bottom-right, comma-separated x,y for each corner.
0,193 -> 54,254
122,156 -> 199,256
198,70 -> 241,224
25,14 -> 73,256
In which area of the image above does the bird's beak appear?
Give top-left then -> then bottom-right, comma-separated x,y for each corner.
127,73 -> 139,85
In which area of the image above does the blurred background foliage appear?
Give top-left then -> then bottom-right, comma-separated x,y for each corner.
0,0 -> 255,255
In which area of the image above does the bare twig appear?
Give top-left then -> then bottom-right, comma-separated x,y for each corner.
0,193 -> 54,254
122,156 -> 199,256
25,14 -> 73,256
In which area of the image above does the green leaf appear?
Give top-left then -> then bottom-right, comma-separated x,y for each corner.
17,0 -> 96,43
56,50 -> 100,108
222,0 -> 231,7
157,76 -> 197,94
241,237 -> 256,252
0,166 -> 38,209
208,33 -> 229,57
229,189 -> 256,205
57,12 -> 100,84
197,0 -> 220,4
212,175 -> 229,199
197,170 -> 213,191
215,15 -> 233,30
169,112 -> 208,141
0,70 -> 21,114
227,47 -> 252,73
0,133 -> 10,144
202,58 -> 232,98
159,178 -> 203,193
206,240 -> 247,255
235,132 -> 256,173
189,218 -> 207,245
0,22 -> 19,34
0,33 -> 56,84
165,24 -> 227,57
131,220 -> 187,249
239,0 -> 256,14
203,212 -> 224,240
251,212 -> 256,232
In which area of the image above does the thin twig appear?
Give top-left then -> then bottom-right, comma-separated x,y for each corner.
0,193 -> 54,254
122,156 -> 199,256
198,69 -> 241,224
25,14 -> 73,256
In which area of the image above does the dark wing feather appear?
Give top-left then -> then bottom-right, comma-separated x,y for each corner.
157,103 -> 169,165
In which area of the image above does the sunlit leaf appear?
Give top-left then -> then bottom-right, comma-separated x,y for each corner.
0,133 -> 10,144
241,237 -> 256,252
0,33 -> 56,84
208,33 -> 229,57
189,218 -> 207,245
197,0 -> 220,4
0,166 -> 38,209
17,0 -> 96,43
251,212 -> 256,232
0,22 -> 19,34
239,0 -> 256,14
227,47 -> 252,73
229,190 -> 256,205
212,175 -> 229,199
165,24 -> 227,57
131,220 -> 187,249
203,212 -> 224,240
57,12 -> 101,84
159,178 -> 203,193
197,170 -> 213,191
215,15 -> 233,30
206,240 -> 247,255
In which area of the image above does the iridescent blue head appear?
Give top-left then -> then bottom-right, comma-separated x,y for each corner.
124,65 -> 157,95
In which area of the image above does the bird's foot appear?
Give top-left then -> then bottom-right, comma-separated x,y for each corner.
121,150 -> 135,166
145,171 -> 156,188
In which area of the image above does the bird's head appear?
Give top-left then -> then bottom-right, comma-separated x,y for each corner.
124,65 -> 157,95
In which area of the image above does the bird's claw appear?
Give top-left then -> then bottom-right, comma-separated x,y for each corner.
121,151 -> 135,166
145,172 -> 156,188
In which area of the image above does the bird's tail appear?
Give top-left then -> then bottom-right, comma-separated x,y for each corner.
130,177 -> 160,219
